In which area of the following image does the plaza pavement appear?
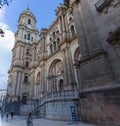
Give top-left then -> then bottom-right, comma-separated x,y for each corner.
0,116 -> 96,126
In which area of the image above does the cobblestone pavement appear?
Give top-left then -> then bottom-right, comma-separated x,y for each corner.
0,116 -> 96,126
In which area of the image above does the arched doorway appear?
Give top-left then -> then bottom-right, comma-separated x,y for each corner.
74,47 -> 81,89
47,59 -> 64,92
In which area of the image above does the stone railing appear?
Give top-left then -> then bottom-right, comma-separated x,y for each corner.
34,89 -> 79,109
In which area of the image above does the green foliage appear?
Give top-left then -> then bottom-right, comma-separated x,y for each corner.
0,0 -> 12,8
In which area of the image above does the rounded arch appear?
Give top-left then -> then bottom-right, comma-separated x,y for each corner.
34,68 -> 41,83
70,25 -> 75,37
47,59 -> 64,92
34,70 -> 41,99
36,72 -> 40,85
48,59 -> 64,76
74,47 -> 81,62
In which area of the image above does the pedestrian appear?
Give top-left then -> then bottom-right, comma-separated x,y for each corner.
11,111 -> 14,118
26,112 -> 33,126
1,110 -> 4,120
6,111 -> 9,121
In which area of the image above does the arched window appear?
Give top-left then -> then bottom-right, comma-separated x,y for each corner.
24,34 -> 26,39
53,32 -> 55,38
70,25 -> 75,37
31,37 -> 33,41
28,19 -> 31,24
26,61 -> 29,68
36,72 -> 40,84
28,34 -> 30,40
56,30 -> 59,34
53,41 -> 56,51
50,44 -> 53,54
49,37 -> 52,41
57,38 -> 60,46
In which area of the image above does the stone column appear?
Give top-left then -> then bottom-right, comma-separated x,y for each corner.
13,71 -> 18,95
72,4 -> 89,57
16,72 -> 21,96
65,47 -> 74,86
73,62 -> 81,89
80,0 -> 102,53
71,0 -> 113,86
20,46 -> 24,60
61,49 -> 68,89
58,16 -> 63,40
61,14 -> 67,40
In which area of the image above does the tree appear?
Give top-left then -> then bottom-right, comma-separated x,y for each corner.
0,0 -> 12,8
0,0 -> 12,37
0,28 -> 4,37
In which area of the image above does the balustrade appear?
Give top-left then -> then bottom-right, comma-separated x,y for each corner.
35,89 -> 79,107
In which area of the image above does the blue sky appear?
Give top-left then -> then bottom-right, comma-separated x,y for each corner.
0,0 -> 63,89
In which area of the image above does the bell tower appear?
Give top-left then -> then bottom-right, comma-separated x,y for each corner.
15,7 -> 38,43
8,7 -> 38,104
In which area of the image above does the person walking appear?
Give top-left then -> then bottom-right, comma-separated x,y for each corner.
1,110 -> 4,120
6,111 -> 9,121
26,112 -> 33,126
10,111 -> 14,118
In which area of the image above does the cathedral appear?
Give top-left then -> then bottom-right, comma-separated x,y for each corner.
7,0 -> 120,125
7,1 -> 80,120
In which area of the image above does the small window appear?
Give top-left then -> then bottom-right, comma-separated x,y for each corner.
49,37 -> 52,41
57,38 -> 60,46
24,34 -> 26,39
24,76 -> 28,83
28,34 -> 30,40
26,49 -> 29,55
53,32 -> 55,38
53,41 -> 56,51
71,25 -> 75,37
31,37 -> 33,41
28,19 -> 31,24
69,17 -> 72,22
50,44 -> 53,54
56,30 -> 59,34
26,61 -> 29,68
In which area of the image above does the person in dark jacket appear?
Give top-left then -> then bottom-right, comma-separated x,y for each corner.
26,112 -> 33,126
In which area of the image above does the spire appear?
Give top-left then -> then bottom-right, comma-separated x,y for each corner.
27,4 -> 29,10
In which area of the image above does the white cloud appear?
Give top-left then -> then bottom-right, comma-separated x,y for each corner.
0,8 -> 15,89
0,29 -> 15,50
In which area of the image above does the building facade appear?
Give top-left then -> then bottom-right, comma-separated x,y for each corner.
7,5 -> 80,120
7,0 -> 120,125
66,0 -> 120,125
0,89 -> 6,102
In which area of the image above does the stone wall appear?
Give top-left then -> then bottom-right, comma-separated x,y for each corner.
69,0 -> 120,125
80,88 -> 120,126
20,104 -> 34,115
38,99 -> 80,121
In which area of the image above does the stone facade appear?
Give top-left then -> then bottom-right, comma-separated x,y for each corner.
67,0 -> 120,125
7,6 -> 80,119
7,0 -> 120,125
